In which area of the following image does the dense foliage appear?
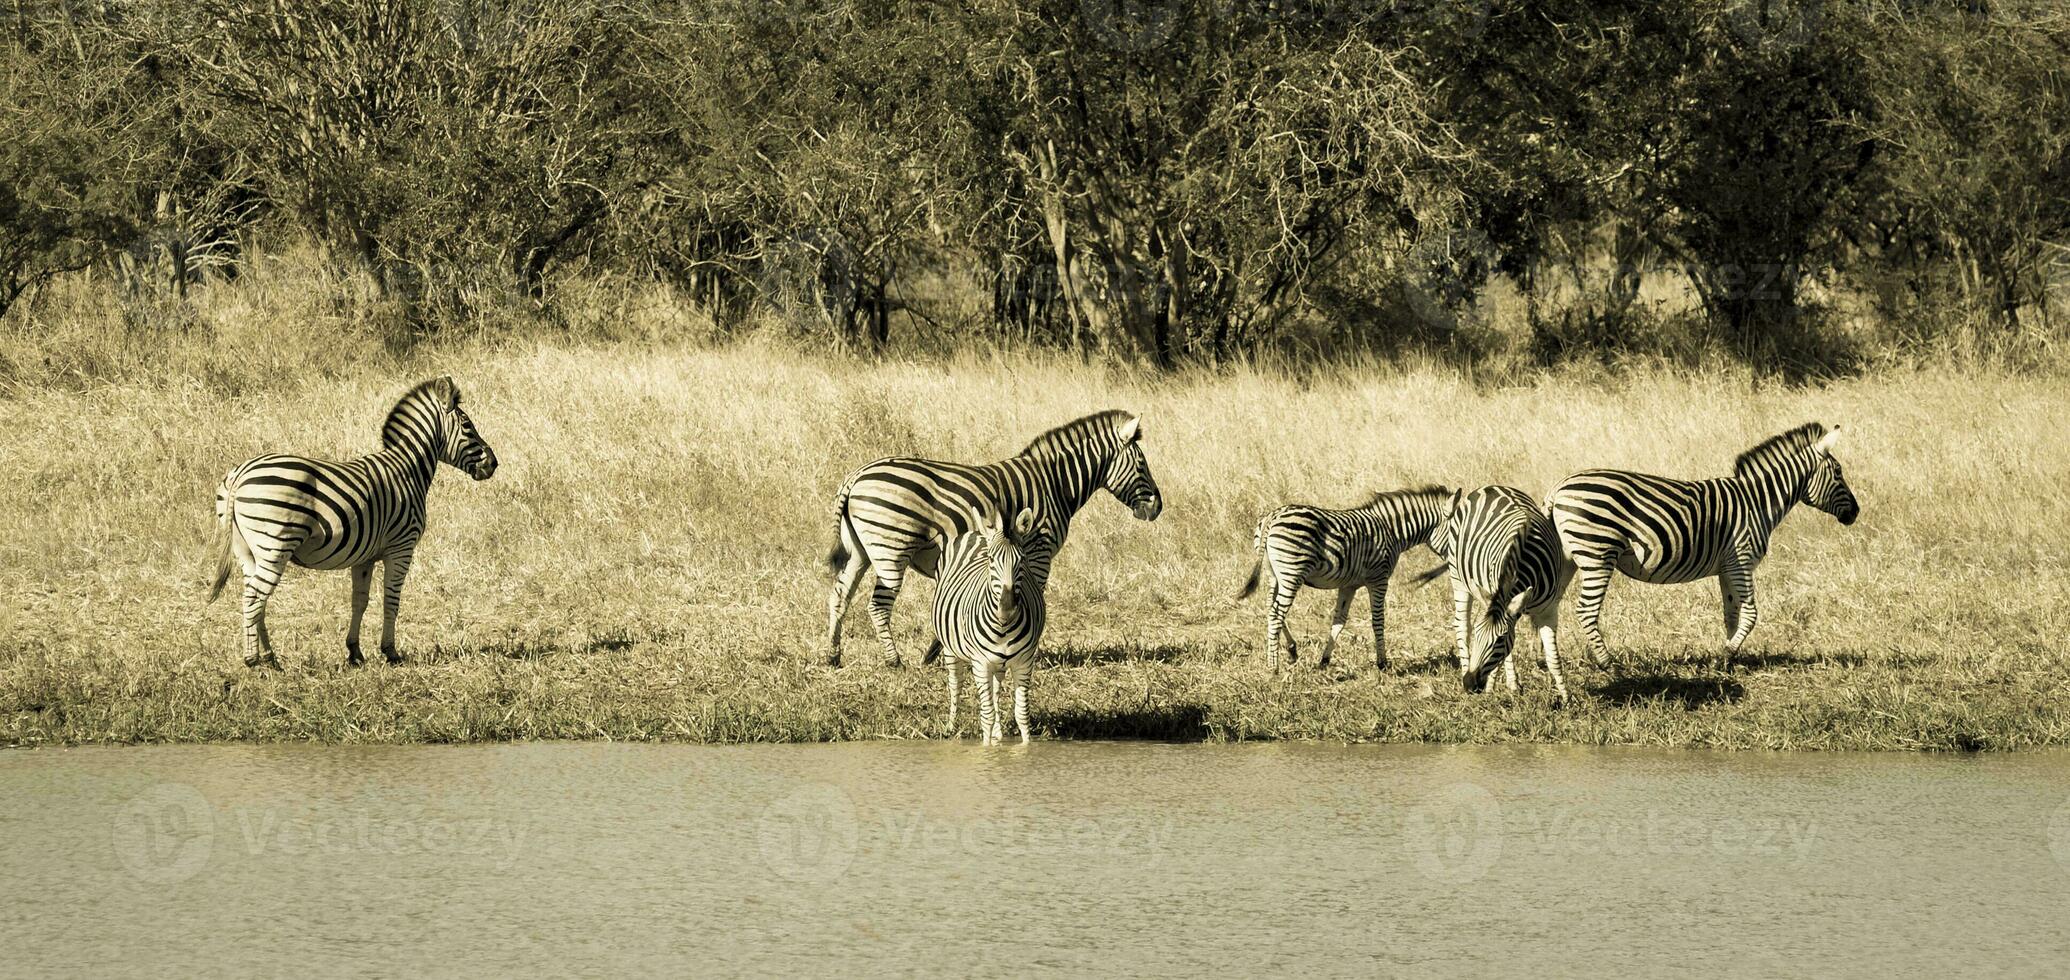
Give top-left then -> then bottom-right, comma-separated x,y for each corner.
3,0 -> 2064,373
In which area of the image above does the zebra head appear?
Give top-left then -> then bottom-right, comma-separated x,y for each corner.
1104,415 -> 1163,521
1462,589 -> 1532,694
977,506 -> 1044,623
1805,426 -> 1858,526
435,378 -> 499,481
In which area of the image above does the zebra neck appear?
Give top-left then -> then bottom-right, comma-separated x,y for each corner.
1003,452 -> 1102,526
372,441 -> 440,488
1738,455 -> 1813,536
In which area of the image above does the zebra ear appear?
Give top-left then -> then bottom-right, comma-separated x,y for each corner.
1013,508 -> 1037,539
1504,590 -> 1531,620
1812,425 -> 1841,457
1116,415 -> 1141,444
435,376 -> 459,408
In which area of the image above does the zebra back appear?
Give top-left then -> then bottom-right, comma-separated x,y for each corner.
833,410 -> 1159,577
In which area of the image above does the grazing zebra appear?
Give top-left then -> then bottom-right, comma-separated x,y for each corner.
1547,423 -> 1859,669
824,410 -> 1162,667
1414,486 -> 1575,702
925,506 -> 1054,744
1233,485 -> 1454,672
205,377 -> 499,669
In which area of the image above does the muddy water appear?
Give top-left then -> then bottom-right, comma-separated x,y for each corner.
4,742 -> 2067,976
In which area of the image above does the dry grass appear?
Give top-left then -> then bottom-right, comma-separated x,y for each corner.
2,315 -> 2067,749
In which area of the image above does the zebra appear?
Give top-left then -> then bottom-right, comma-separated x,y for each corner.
925,506 -> 1055,745
1233,485 -> 1454,672
204,376 -> 499,669
1547,423 -> 1859,670
1413,486 -> 1575,702
824,410 -> 1162,668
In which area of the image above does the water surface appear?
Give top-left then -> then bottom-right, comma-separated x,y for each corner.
4,742 -> 2067,976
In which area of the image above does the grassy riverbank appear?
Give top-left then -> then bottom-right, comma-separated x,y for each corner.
3,338 -> 2066,750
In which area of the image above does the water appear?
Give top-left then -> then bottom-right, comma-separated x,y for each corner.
3,743 -> 2067,977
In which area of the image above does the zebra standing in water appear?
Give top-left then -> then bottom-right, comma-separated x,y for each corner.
1548,423 -> 1859,669
1234,485 -> 1454,672
1414,486 -> 1574,701
926,506 -> 1055,744
205,377 -> 499,669
824,410 -> 1162,667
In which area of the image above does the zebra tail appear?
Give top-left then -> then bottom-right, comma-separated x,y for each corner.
206,489 -> 236,603
1233,520 -> 1267,601
1407,563 -> 1448,588
1233,558 -> 1262,601
825,475 -> 857,577
921,636 -> 944,667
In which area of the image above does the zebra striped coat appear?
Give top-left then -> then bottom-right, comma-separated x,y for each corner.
824,410 -> 1161,667
1420,486 -> 1574,701
205,377 -> 499,669
1547,423 -> 1859,668
1234,485 -> 1454,672
928,507 -> 1055,745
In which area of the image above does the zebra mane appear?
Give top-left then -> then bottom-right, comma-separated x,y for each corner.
1017,410 -> 1134,458
1356,484 -> 1452,510
380,377 -> 455,447
1733,423 -> 1827,478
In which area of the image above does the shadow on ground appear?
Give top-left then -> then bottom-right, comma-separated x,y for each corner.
1044,642 -> 1192,667
1590,672 -> 1746,709
433,634 -> 643,663
1044,701 -> 1211,740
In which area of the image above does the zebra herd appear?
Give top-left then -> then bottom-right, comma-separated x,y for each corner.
205,378 -> 1861,740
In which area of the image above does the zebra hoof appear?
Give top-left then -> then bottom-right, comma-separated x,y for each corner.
824,652 -> 844,668
381,646 -> 403,666
244,653 -> 281,671
346,644 -> 364,668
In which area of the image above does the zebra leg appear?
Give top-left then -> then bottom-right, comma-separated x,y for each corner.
1450,572 -> 1470,673
1720,566 -> 1759,671
1571,560 -> 1617,667
239,548 -> 289,669
976,665 -> 1001,746
944,647 -> 959,736
241,579 -> 280,669
1367,579 -> 1391,671
1013,669 -> 1032,745
1264,575 -> 1301,670
345,561 -> 374,667
1503,635 -> 1520,693
1533,609 -> 1569,706
825,549 -> 870,667
378,552 -> 414,665
1320,587 -> 1356,670
989,673 -> 1005,745
867,560 -> 910,668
